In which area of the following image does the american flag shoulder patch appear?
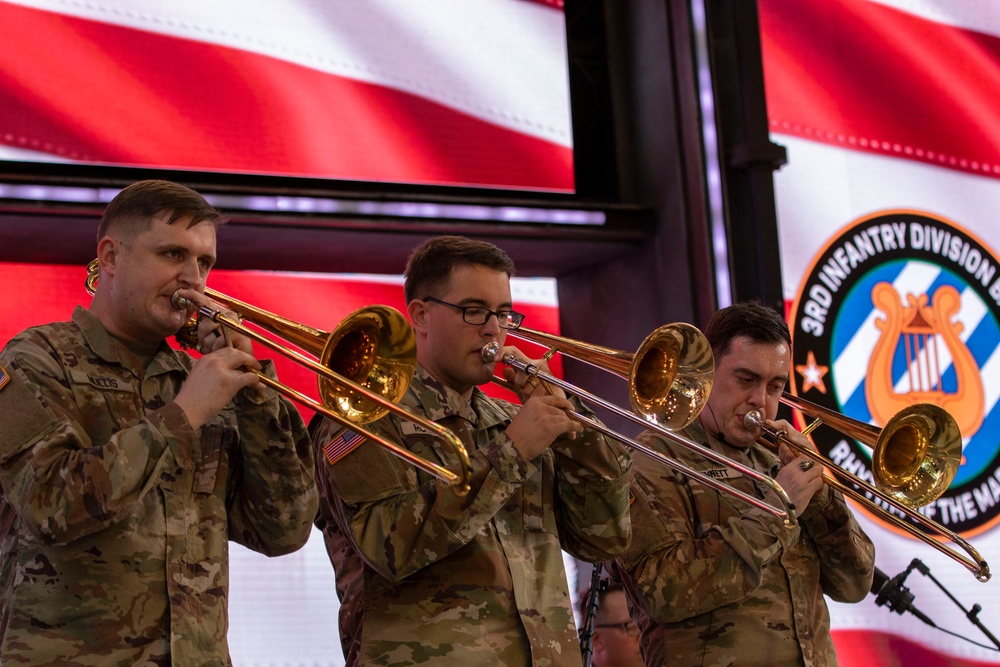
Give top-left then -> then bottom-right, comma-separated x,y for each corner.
0,365 -> 10,394
322,428 -> 366,465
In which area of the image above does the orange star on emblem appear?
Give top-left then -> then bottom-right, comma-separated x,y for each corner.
795,350 -> 829,394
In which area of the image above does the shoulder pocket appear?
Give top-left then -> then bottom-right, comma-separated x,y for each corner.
0,368 -> 60,464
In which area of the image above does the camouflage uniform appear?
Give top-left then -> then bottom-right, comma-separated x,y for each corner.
610,420 -> 875,667
0,307 -> 318,666
312,365 -> 631,666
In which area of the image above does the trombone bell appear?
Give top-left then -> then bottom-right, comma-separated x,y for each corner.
505,322 -> 714,432
754,395 -> 986,581
318,306 -> 416,424
630,323 -> 714,431
872,403 -> 961,508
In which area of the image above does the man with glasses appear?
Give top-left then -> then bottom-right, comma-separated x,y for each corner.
311,235 -> 631,666
579,579 -> 645,667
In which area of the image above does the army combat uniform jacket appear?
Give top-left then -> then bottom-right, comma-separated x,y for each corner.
0,307 -> 318,666
312,366 -> 631,666
611,420 -> 875,667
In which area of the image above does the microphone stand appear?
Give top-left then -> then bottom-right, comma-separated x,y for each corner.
912,559 -> 1000,650
874,559 -> 1000,651
580,563 -> 606,667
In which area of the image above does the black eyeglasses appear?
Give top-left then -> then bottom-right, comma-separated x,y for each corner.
422,296 -> 525,330
593,621 -> 640,637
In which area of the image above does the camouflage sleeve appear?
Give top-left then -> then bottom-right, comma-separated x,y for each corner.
224,360 -> 318,557
614,430 -> 799,623
0,336 -> 201,546
312,412 -> 538,583
549,399 -> 632,562
797,486 -> 876,602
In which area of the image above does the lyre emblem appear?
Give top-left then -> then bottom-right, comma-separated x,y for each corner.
867,282 -> 984,436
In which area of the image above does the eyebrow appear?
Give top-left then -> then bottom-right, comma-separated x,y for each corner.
453,297 -> 514,309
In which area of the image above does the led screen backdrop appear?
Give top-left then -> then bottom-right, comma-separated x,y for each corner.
0,0 -> 574,192
0,263 -> 562,666
761,0 -> 1000,664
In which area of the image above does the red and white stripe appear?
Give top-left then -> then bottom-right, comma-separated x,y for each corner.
0,0 -> 573,191
761,0 -> 1000,182
763,1 -> 1000,664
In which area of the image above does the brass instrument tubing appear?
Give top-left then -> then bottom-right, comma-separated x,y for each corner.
178,295 -> 472,495
486,344 -> 798,527
746,410 -> 989,582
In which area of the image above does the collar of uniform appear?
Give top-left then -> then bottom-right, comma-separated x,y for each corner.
72,305 -> 189,376
408,365 -> 511,430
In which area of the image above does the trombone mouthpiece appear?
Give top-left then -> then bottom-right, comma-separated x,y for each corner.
482,342 -> 500,363
171,291 -> 194,311
743,410 -> 764,429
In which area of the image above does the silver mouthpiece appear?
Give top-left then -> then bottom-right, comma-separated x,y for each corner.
481,342 -> 501,363
743,410 -> 764,430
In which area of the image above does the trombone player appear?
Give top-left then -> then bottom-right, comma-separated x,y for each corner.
310,235 -> 632,666
0,180 -> 317,665
610,301 -> 875,666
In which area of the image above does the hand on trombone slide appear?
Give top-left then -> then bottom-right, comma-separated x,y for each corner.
769,418 -> 827,513
502,345 -> 563,400
172,288 -> 254,355
170,288 -> 264,429
497,345 -> 584,459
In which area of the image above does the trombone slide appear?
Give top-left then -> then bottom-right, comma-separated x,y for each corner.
86,259 -> 471,495
175,294 -> 473,495
745,409 -> 989,582
485,343 -> 798,527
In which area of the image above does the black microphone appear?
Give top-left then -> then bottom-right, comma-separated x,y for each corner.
871,563 -> 937,628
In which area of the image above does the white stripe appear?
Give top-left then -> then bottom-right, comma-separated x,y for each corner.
2,0 -> 571,145
866,0 -> 1000,40
0,144 -> 75,162
774,134 -> 1000,301
980,338 -> 1000,432
834,312 -> 882,406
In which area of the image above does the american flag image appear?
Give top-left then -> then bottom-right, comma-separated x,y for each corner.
0,365 -> 9,392
322,428 -> 366,465
0,0 -> 574,192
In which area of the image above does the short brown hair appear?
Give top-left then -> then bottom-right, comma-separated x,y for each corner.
704,301 -> 792,362
403,235 -> 515,303
97,180 -> 224,242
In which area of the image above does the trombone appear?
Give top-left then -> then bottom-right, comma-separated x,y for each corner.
746,392 -> 990,581
84,260 -> 472,495
484,323 -> 798,527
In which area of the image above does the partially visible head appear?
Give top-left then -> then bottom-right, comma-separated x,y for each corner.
702,301 -> 793,446
404,236 -> 517,397
579,580 -> 643,667
97,180 -> 224,244
91,181 -> 224,349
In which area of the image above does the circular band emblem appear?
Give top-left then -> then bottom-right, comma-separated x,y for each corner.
789,210 -> 1000,536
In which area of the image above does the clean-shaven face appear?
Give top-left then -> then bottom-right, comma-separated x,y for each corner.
105,213 -> 217,346
703,335 -> 789,448
414,264 -> 511,396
